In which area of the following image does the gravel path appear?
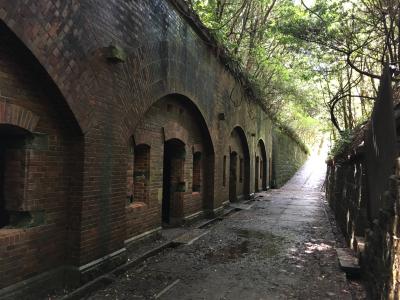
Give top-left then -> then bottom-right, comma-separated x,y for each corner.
86,151 -> 365,300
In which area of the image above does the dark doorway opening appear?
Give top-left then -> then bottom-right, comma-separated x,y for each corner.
229,152 -> 238,202
0,125 -> 30,228
255,155 -> 259,191
258,140 -> 268,190
162,139 -> 185,225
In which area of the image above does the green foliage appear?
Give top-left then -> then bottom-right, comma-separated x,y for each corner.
275,122 -> 310,154
188,0 -> 389,150
329,129 -> 353,158
329,114 -> 369,159
188,0 -> 328,148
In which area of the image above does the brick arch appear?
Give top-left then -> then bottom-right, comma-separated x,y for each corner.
230,126 -> 251,199
0,20 -> 87,133
163,122 -> 189,145
133,93 -> 215,156
0,18 -> 85,291
230,126 -> 250,160
166,94 -> 215,213
133,93 -> 215,216
119,41 -> 216,145
0,102 -> 39,132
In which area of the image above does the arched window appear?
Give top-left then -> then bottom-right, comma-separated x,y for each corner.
192,152 -> 201,192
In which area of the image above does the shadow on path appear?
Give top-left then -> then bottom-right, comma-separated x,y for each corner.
87,149 -> 360,300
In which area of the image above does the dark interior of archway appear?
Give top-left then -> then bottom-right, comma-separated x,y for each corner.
232,127 -> 250,198
258,141 -> 268,190
229,152 -> 238,202
162,139 -> 185,224
255,155 -> 259,191
0,125 -> 30,228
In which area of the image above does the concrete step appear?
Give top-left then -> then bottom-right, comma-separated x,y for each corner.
336,248 -> 361,276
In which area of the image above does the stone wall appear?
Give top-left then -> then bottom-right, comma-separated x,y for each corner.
325,145 -> 368,245
0,0 -> 306,295
325,69 -> 400,299
326,156 -> 400,299
272,127 -> 308,188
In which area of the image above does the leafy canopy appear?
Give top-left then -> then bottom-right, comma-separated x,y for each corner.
188,0 -> 399,147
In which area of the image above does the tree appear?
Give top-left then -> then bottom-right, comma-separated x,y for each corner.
189,0 -> 326,146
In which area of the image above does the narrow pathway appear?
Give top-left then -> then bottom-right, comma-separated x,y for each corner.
88,151 -> 354,300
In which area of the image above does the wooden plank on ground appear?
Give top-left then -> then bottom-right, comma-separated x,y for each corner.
336,248 -> 361,276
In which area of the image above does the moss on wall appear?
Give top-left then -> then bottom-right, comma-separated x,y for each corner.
272,127 -> 308,188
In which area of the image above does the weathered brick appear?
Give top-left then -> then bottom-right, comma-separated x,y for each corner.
0,0 -> 305,294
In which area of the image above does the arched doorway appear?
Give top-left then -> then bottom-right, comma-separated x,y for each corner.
255,154 -> 260,192
129,94 -> 215,231
257,139 -> 268,191
228,127 -> 250,201
162,139 -> 186,225
229,151 -> 238,202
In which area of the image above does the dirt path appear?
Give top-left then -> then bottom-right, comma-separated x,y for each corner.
87,151 -> 360,300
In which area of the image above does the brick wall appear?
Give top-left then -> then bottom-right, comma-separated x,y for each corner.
0,0 -> 305,293
0,23 -> 83,289
272,127 -> 308,188
326,157 -> 368,242
326,156 -> 400,299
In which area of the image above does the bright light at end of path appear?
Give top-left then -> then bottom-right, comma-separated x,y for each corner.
303,137 -> 330,183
